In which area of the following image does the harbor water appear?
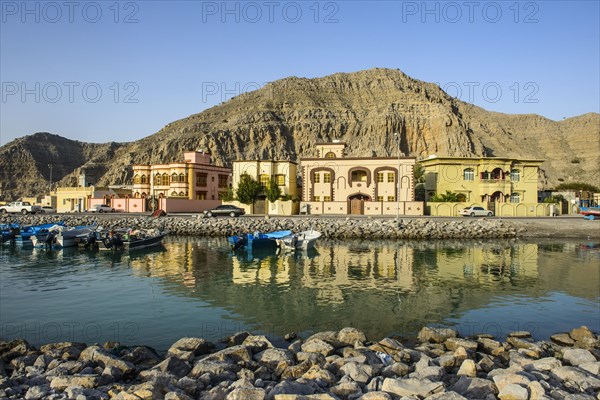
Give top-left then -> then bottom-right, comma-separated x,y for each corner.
1,237 -> 598,350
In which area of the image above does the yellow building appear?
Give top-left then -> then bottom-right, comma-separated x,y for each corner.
231,160 -> 298,215
55,186 -> 125,213
419,156 -> 552,216
300,141 -> 423,215
132,150 -> 231,202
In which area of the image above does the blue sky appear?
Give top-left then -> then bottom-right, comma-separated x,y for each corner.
1,0 -> 599,145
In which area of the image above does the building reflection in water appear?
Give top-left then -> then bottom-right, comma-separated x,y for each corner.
122,237 -> 598,340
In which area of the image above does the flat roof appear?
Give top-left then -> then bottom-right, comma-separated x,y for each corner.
233,160 -> 298,165
419,156 -> 544,163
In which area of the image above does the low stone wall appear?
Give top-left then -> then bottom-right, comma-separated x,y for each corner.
1,326 -> 598,399
0,215 -> 520,240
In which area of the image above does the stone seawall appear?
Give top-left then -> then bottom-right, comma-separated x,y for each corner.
0,216 -> 520,240
1,326 -> 598,400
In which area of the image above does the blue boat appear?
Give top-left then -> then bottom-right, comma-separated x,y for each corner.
1,223 -> 20,243
228,230 -> 292,250
12,222 -> 65,246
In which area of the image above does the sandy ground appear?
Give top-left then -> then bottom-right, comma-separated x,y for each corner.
508,217 -> 600,239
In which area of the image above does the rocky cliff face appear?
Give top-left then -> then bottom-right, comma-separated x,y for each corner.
1,69 -> 598,200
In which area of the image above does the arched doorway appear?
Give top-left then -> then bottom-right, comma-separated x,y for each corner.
348,193 -> 371,215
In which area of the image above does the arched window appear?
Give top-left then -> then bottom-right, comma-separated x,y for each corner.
179,173 -> 186,183
510,169 -> 520,182
154,174 -> 161,185
141,175 -> 147,184
162,173 -> 169,186
134,192 -> 139,198
463,168 -> 474,181
171,173 -> 178,183
133,174 -> 141,184
179,191 -> 185,197
351,170 -> 368,183
171,191 -> 179,197
325,152 -> 336,159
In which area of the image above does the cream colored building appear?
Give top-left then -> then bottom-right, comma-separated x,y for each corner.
231,160 -> 298,215
132,150 -> 231,203
300,141 -> 423,215
419,156 -> 554,216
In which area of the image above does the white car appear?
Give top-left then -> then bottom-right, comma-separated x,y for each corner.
39,206 -> 56,213
89,204 -> 115,213
458,206 -> 494,217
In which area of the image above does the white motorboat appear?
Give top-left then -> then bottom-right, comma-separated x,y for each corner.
31,224 -> 95,248
277,230 -> 322,251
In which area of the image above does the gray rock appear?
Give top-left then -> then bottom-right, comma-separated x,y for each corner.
551,334 -> 575,347
562,349 -> 596,366
267,380 -> 315,399
381,377 -> 444,398
144,357 -> 191,379
330,381 -> 362,398
381,362 -> 409,378
167,338 -> 213,362
578,361 -> 600,376
50,374 -> 100,390
301,340 -> 335,357
338,328 -> 367,347
457,359 -> 477,377
121,346 -> 162,369
569,326 -> 595,343
201,345 -> 253,364
176,376 -> 204,396
451,376 -> 498,399
40,342 -> 87,360
306,331 -> 343,348
227,332 -> 251,347
189,360 -> 240,380
165,391 -> 194,400
24,385 -> 50,400
78,346 -> 135,375
341,362 -> 375,384
445,338 -> 478,353
254,349 -> 295,369
550,366 -> 600,392
417,327 -> 457,344
243,335 -> 274,353
498,383 -> 528,400
426,392 -> 468,400
227,387 -> 266,400
492,373 -> 531,391
358,392 -> 392,400
526,357 -> 562,372
410,365 -> 445,381
301,365 -> 336,385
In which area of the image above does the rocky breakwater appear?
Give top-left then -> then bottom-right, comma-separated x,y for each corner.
0,215 -> 520,240
1,326 -> 599,400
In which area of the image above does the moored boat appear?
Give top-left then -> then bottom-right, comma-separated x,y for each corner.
83,228 -> 168,251
228,230 -> 292,250
277,230 -> 322,251
31,224 -> 95,248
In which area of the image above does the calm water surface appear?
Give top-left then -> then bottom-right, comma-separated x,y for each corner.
1,237 -> 599,350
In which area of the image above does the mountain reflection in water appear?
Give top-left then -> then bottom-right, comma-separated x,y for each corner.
1,237 -> 598,349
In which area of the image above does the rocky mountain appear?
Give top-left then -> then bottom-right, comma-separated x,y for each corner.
1,68 -> 598,200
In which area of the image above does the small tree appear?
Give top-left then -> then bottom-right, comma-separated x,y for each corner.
265,178 -> 282,203
236,174 -> 262,205
220,186 -> 235,202
429,190 -> 463,202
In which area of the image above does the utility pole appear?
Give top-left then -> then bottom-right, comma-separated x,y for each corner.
48,164 -> 53,192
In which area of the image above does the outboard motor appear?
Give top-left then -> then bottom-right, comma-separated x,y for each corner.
45,230 -> 58,247
83,232 -> 97,249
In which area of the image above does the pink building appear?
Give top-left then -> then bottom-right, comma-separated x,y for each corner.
132,150 -> 231,213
